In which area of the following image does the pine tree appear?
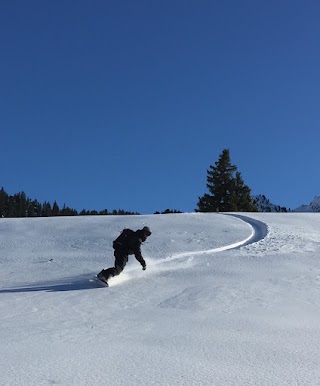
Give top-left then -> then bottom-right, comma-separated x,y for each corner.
233,172 -> 257,212
16,192 -> 28,217
197,149 -> 237,211
7,196 -> 18,217
61,204 -> 78,216
197,149 -> 257,212
33,199 -> 42,217
52,201 -> 60,216
42,201 -> 52,217
0,187 -> 8,217
27,199 -> 36,217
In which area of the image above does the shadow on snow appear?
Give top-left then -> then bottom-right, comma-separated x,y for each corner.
0,273 -> 105,293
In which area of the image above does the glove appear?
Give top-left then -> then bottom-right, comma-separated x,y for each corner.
142,264 -> 146,271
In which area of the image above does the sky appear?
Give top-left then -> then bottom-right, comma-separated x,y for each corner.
1,212 -> 320,385
1,1 -> 319,214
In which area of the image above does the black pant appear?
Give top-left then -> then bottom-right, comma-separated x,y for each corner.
99,249 -> 128,280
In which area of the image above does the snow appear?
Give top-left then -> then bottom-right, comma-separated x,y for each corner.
1,212 -> 320,385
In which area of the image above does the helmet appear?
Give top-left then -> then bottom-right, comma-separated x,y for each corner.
142,226 -> 152,236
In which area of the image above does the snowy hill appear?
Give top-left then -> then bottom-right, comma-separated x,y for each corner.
1,213 -> 320,385
252,194 -> 288,212
294,196 -> 320,212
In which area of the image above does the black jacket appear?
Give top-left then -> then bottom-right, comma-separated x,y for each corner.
115,229 -> 146,267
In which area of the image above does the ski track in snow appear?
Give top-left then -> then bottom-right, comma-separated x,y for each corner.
157,213 -> 268,260
226,213 -> 268,247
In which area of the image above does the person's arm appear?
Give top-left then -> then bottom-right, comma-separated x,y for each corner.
132,238 -> 146,269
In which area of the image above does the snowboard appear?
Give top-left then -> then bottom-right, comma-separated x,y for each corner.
94,275 -> 109,287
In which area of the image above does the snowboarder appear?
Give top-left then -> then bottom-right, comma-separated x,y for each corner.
97,226 -> 152,286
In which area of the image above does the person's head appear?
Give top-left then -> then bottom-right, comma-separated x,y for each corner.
137,226 -> 152,242
142,226 -> 152,238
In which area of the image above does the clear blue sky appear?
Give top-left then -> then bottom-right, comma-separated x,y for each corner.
1,1 -> 319,214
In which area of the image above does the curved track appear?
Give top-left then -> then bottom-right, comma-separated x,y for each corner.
226,213 -> 268,248
162,214 -> 269,263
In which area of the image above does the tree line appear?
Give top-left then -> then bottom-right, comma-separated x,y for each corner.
1,148 -> 258,218
0,188 -> 139,218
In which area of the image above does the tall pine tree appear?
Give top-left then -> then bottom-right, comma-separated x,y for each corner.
197,149 -> 257,212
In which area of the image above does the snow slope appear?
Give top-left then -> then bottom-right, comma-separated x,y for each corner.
1,213 -> 320,386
